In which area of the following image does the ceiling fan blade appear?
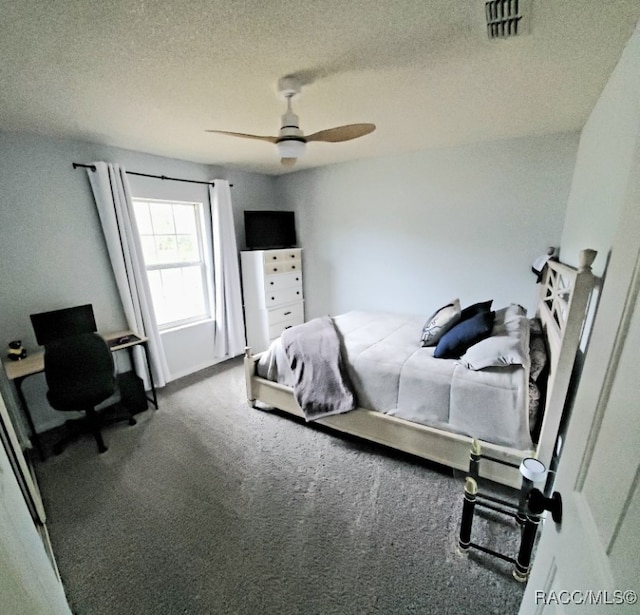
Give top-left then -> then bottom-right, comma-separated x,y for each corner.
206,130 -> 279,144
305,123 -> 376,143
281,157 -> 297,167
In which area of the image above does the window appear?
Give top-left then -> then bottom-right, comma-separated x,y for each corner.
133,199 -> 211,329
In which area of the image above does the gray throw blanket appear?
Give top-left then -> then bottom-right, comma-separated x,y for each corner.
280,316 -> 356,421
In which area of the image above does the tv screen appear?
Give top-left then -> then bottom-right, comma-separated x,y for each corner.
244,210 -> 297,250
30,304 -> 97,346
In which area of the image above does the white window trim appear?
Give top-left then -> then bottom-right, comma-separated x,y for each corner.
133,198 -> 213,331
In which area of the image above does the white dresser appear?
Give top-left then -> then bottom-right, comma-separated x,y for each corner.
240,248 -> 304,353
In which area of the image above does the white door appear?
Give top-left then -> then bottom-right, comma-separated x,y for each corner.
0,393 -> 72,615
519,171 -> 640,611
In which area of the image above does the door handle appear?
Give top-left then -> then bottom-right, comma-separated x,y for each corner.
527,488 -> 563,524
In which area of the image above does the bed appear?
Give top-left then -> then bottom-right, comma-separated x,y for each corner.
244,250 -> 597,488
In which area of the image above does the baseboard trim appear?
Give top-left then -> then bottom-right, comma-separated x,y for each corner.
168,357 -> 228,381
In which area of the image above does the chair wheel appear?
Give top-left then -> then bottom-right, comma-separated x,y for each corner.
128,418 -> 137,426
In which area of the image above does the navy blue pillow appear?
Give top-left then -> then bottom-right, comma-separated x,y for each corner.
459,300 -> 493,324
434,310 -> 496,359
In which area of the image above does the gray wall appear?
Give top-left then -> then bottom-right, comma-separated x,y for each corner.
0,131 -> 277,431
0,123 -> 598,435
0,132 -> 277,349
275,132 -> 580,320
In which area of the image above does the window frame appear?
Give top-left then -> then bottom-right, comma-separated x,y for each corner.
132,197 -> 213,331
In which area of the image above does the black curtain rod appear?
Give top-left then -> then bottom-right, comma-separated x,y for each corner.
72,163 -> 233,187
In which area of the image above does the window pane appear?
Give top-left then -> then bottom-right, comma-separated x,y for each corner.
139,235 -> 157,265
150,202 -> 175,234
174,204 -> 197,235
181,266 -> 206,315
160,268 -> 183,324
155,235 -> 178,264
147,269 -> 162,295
152,266 -> 206,326
177,234 -> 199,262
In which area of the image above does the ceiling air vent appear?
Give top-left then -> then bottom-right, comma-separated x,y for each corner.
485,0 -> 531,40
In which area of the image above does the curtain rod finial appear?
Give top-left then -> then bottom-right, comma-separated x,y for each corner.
72,162 -> 96,172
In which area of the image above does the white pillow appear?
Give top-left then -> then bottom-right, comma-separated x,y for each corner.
460,304 -> 530,370
420,299 -> 461,347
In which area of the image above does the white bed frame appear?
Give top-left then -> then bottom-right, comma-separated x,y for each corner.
244,250 -> 597,488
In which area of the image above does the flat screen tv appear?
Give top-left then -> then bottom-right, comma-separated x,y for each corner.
30,304 -> 97,346
244,210 -> 297,250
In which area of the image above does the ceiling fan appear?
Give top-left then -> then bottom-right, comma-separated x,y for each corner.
207,76 -> 376,167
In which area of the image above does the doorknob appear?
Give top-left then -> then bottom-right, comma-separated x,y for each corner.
527,488 -> 563,524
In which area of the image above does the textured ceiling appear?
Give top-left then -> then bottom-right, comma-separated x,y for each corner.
1,1 -> 639,175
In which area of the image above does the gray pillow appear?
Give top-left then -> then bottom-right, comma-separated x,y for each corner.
529,380 -> 542,440
492,303 -> 527,335
460,304 -> 530,370
420,299 -> 461,347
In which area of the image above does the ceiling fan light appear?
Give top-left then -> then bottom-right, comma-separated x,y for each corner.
277,139 -> 306,159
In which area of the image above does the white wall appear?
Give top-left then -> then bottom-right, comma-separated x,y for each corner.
0,132 -> 276,431
560,24 -> 640,277
275,133 -> 579,320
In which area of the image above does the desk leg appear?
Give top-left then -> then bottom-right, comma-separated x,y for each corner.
129,343 -> 158,409
14,377 -> 46,461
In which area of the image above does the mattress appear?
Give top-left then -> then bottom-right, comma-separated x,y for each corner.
257,311 -> 533,450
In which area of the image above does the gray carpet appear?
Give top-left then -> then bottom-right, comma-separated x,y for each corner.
35,357 -> 526,615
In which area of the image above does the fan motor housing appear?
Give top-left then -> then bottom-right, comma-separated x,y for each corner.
279,110 -> 304,139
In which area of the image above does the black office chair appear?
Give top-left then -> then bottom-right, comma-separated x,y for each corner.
44,332 -> 136,455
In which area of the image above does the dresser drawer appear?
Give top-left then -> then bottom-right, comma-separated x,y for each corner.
265,286 -> 303,307
280,249 -> 301,263
283,260 -> 301,273
268,306 -> 304,339
268,302 -> 304,328
264,261 -> 287,275
264,271 -> 302,292
262,249 -> 282,264
262,248 -> 301,267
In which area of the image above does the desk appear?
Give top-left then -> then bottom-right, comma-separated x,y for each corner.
3,330 -> 158,460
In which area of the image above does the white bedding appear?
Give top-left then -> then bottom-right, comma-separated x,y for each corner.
257,311 -> 533,450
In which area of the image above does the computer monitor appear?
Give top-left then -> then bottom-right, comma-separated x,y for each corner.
30,304 -> 97,346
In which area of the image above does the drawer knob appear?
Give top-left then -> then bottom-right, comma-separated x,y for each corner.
296,291 -> 300,295
285,325 -> 292,329
271,297 -> 275,301
284,311 -> 292,316
270,281 -> 274,285
272,256 -> 277,260
291,265 -> 296,269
